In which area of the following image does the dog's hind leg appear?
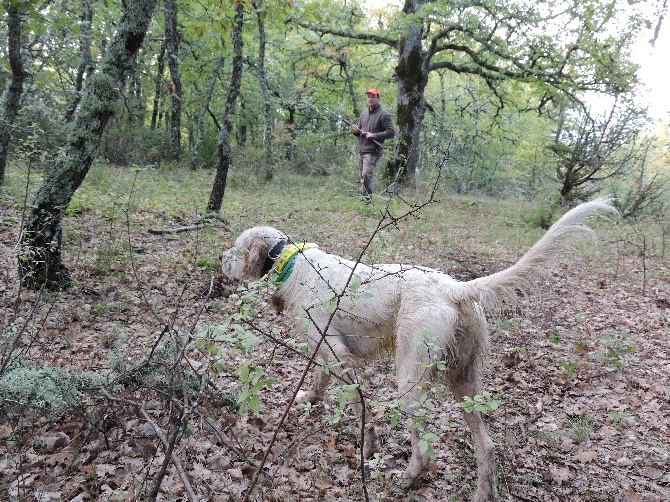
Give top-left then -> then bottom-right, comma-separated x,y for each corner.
448,370 -> 499,502
296,364 -> 331,404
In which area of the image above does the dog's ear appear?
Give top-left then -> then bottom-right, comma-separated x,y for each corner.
242,233 -> 273,280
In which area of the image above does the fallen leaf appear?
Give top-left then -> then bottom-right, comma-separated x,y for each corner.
227,468 -> 243,480
573,450 -> 597,463
616,456 -> 634,467
549,465 -> 570,485
639,467 -> 663,479
623,489 -> 644,502
313,476 -> 334,489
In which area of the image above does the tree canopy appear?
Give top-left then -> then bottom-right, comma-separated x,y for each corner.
0,0 -> 668,289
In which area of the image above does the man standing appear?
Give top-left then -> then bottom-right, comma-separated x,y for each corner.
350,88 -> 395,199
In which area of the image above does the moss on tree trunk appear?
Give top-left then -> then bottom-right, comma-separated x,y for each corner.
19,0 -> 157,290
384,5 -> 429,185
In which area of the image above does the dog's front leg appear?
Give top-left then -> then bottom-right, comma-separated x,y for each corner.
349,393 -> 380,459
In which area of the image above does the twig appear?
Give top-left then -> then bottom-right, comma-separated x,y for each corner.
148,222 -> 227,235
148,212 -> 230,234
140,404 -> 197,502
100,391 -> 198,502
200,415 -> 272,479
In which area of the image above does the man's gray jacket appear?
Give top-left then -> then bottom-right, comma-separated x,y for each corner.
353,104 -> 395,154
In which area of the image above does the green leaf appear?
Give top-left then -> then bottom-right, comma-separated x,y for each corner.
249,395 -> 261,414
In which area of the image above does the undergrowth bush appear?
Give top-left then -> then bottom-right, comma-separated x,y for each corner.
100,123 -> 171,167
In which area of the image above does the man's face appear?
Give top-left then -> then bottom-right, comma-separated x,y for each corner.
366,93 -> 380,106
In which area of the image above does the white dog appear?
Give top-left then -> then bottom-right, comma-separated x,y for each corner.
220,200 -> 616,501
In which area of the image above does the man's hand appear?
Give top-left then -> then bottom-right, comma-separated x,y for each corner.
350,124 -> 360,134
364,132 -> 375,139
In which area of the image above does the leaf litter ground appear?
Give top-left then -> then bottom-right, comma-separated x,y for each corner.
1,172 -> 669,501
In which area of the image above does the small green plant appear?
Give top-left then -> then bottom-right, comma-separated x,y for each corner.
193,278 -> 280,414
418,431 -> 440,458
365,452 -> 393,483
559,357 -> 582,378
328,383 -> 360,424
566,416 -> 595,443
612,411 -> 627,430
235,364 -> 276,414
520,204 -> 556,229
98,329 -> 125,349
454,392 -> 502,415
196,257 -> 220,272
416,329 -> 446,371
594,329 -> 636,370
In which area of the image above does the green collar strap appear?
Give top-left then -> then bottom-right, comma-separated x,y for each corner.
274,243 -> 318,285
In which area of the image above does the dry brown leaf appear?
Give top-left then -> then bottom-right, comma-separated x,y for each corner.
549,465 -> 570,485
639,467 -> 663,479
616,456 -> 634,467
227,467 -> 243,480
313,476 -> 334,489
573,450 -> 597,463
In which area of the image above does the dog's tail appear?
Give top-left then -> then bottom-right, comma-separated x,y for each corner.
453,199 -> 618,310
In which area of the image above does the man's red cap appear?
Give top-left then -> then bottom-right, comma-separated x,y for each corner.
365,88 -> 380,96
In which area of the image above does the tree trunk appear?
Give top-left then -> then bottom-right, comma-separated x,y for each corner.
191,55 -> 223,170
384,0 -> 430,185
0,2 -> 29,187
254,0 -> 274,181
343,61 -> 360,119
285,106 -> 295,161
18,0 -> 157,289
150,42 -> 166,130
165,0 -> 181,160
64,0 -> 94,122
207,0 -> 244,213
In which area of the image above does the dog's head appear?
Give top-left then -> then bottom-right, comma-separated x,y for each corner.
221,226 -> 288,281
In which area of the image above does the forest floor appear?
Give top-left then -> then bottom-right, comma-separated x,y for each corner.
1,165 -> 669,501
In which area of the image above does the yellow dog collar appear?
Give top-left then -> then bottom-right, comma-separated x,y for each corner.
274,243 -> 318,282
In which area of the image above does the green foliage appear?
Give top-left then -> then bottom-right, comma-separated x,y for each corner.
196,257 -> 220,272
560,357 -> 582,379
328,383 -> 360,424
519,204 -> 557,230
365,452 -> 394,483
560,329 -> 636,378
612,410 -> 627,430
193,278 -> 279,414
417,328 -> 447,371
418,431 -> 440,458
235,364 -> 275,414
454,392 -> 502,415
